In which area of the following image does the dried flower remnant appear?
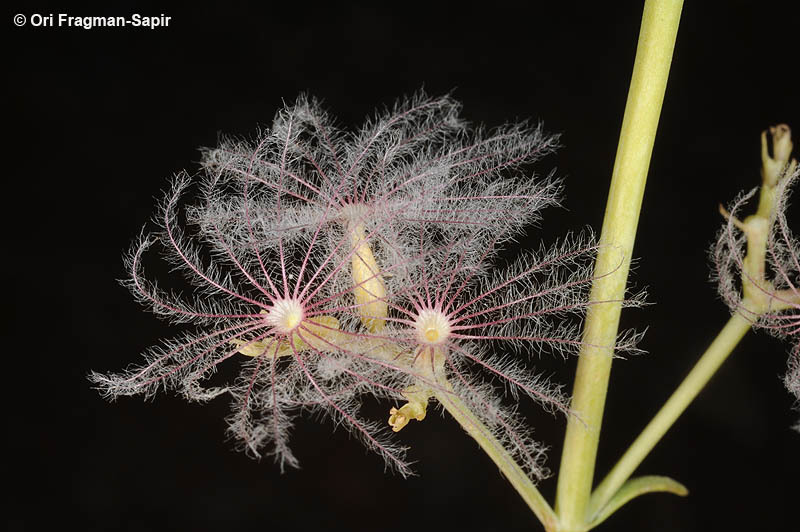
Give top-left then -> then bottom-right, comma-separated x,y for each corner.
769,168 -> 800,429
713,124 -> 800,427
787,346 -> 800,431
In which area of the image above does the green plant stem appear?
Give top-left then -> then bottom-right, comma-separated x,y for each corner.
432,386 -> 559,531
587,312 -> 751,521
554,1 -> 683,530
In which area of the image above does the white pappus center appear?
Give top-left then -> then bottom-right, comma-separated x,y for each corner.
265,298 -> 305,334
414,309 -> 452,345
340,202 -> 370,226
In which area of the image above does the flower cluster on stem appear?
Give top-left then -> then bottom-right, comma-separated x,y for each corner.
91,93 -> 640,484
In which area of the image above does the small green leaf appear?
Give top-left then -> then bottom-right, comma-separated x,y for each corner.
588,475 -> 688,528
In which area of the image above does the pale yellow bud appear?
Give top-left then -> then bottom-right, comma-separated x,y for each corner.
349,224 -> 387,332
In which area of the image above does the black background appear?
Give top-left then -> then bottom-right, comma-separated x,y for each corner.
7,1 -> 799,531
